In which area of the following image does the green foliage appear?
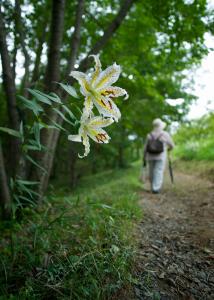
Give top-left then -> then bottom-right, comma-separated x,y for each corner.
0,86 -> 78,215
174,113 -> 214,161
0,163 -> 142,299
1,0 -> 213,175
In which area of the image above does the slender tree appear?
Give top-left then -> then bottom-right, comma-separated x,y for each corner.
15,0 -> 31,97
44,0 -> 66,92
0,3 -> 20,175
31,23 -> 47,85
66,0 -> 85,75
29,0 -> 66,198
36,0 -> 85,197
0,140 -> 11,219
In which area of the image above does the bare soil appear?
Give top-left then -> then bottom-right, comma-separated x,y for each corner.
134,169 -> 214,300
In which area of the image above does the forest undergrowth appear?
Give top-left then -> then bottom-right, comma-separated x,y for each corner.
0,163 -> 142,300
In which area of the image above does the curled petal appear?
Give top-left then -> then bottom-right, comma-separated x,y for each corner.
92,95 -> 121,122
70,71 -> 90,95
79,133 -> 90,158
82,96 -> 93,120
95,63 -> 121,90
103,86 -> 129,100
88,116 -> 114,129
90,55 -> 102,85
68,134 -> 82,142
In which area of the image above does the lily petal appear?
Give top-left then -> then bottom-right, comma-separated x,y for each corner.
87,127 -> 110,144
95,63 -> 121,90
82,95 -> 93,120
79,133 -> 90,158
70,71 -> 90,95
90,55 -> 102,85
88,116 -> 114,129
92,95 -> 121,122
68,134 -> 82,142
103,86 -> 129,100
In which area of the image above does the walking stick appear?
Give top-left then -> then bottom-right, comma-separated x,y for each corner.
168,152 -> 174,184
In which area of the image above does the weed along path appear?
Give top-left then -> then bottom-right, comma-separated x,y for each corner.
134,170 -> 214,300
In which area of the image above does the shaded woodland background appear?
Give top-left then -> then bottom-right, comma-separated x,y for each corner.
0,0 -> 214,298
1,0 -> 213,207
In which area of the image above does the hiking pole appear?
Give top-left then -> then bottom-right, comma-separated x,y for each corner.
168,152 -> 174,184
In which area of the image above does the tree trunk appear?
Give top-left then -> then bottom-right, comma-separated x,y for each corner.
38,0 -> 85,195
15,0 -> 31,98
0,141 -> 11,219
0,4 -> 20,176
29,0 -> 66,198
44,0 -> 65,92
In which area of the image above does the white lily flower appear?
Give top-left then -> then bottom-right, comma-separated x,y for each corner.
70,55 -> 128,122
68,116 -> 114,158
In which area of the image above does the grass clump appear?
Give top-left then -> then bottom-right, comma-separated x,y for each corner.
173,113 -> 214,161
174,138 -> 214,161
0,163 -> 142,299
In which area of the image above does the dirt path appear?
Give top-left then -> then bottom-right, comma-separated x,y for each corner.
134,170 -> 214,300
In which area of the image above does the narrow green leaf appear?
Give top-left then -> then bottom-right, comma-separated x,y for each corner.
24,145 -> 41,151
0,127 -> 22,138
53,107 -> 75,126
49,119 -> 69,133
13,194 -> 23,208
58,83 -> 78,98
32,90 -> 61,104
46,92 -> 62,103
32,122 -> 41,149
28,89 -> 52,105
26,154 -> 47,173
62,104 -> 77,120
16,179 -> 39,185
19,96 -> 44,116
17,183 -> 40,197
19,196 -> 36,206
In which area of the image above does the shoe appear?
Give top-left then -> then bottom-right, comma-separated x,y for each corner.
152,190 -> 160,194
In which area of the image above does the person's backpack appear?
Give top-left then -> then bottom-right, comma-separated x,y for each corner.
146,133 -> 164,154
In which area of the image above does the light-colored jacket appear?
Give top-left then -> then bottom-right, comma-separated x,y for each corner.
144,129 -> 174,161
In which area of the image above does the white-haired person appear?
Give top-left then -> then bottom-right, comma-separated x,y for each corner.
143,118 -> 175,194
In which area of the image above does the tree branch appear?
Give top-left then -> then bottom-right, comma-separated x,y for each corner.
84,9 -> 104,29
66,0 -> 85,75
78,0 -> 136,72
31,23 -> 47,85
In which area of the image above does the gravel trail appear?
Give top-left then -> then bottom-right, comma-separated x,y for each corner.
134,170 -> 214,300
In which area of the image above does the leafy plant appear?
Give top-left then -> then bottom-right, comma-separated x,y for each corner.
0,162 -> 142,299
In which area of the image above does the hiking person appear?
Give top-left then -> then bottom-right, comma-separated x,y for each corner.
143,118 -> 175,194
